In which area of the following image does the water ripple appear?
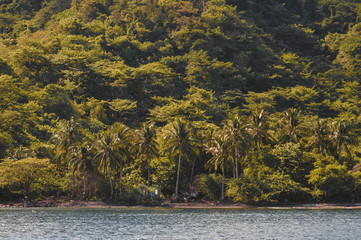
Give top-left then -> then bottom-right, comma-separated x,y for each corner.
0,209 -> 360,239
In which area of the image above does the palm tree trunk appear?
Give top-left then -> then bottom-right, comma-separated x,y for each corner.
71,172 -> 75,199
221,168 -> 225,200
337,143 -> 341,164
232,157 -> 236,178
119,167 -> 123,198
147,160 -> 150,187
235,147 -> 239,179
189,158 -> 195,191
108,166 -> 113,200
175,155 -> 182,198
83,169 -> 86,200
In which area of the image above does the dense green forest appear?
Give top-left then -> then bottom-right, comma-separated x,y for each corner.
1,0 -> 361,204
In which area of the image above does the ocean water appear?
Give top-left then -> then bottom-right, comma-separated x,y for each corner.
0,208 -> 360,239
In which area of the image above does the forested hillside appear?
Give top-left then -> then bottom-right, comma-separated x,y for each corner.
1,0 -> 361,203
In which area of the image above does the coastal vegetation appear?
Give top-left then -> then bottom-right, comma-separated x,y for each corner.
1,0 -> 361,204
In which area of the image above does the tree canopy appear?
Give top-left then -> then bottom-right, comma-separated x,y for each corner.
2,0 -> 361,204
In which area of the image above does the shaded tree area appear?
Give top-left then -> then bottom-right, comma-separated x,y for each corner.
2,0 -> 361,204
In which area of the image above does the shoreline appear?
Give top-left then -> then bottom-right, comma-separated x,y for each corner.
1,200 -> 361,210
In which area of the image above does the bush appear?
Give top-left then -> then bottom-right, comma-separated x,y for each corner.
118,184 -> 160,204
194,173 -> 222,200
226,168 -> 311,203
0,158 -> 61,199
308,162 -> 354,202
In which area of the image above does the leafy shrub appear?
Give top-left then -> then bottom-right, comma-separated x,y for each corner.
226,169 -> 311,203
0,158 -> 61,199
194,173 -> 222,200
308,162 -> 354,202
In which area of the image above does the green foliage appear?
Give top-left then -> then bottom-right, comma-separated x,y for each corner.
225,146 -> 312,203
0,132 -> 13,159
10,45 -> 59,85
195,173 -> 222,201
163,118 -> 199,197
1,0 -> 361,204
226,170 -> 309,203
272,143 -> 314,185
150,156 -> 176,196
246,109 -> 273,150
149,87 -> 227,124
38,84 -> 75,119
317,0 -> 359,34
134,122 -> 158,187
51,117 -> 83,166
325,23 -> 361,77
308,160 -> 354,201
184,50 -> 241,91
0,58 -> 12,75
0,0 -> 44,16
0,158 -> 60,198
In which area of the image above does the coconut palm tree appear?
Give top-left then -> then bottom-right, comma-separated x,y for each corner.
164,118 -> 198,199
310,119 -> 330,155
111,122 -> 131,198
93,131 -> 121,200
6,146 -> 35,160
68,143 -> 95,199
51,117 -> 82,196
205,130 -> 232,199
51,117 -> 82,168
329,120 -> 352,163
246,109 -> 272,150
134,122 -> 158,187
189,128 -> 204,188
279,108 -> 301,143
223,116 -> 250,179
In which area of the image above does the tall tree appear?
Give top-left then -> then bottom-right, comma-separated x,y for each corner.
68,143 -> 94,199
279,108 -> 302,144
329,120 -> 352,164
110,122 -> 131,198
51,117 -> 82,168
164,118 -> 198,198
223,115 -> 250,179
246,110 -> 272,150
93,131 -> 121,200
134,122 -> 158,187
205,130 -> 232,199
310,119 -> 330,156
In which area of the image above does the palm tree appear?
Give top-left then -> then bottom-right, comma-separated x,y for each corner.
279,108 -> 301,143
6,146 -> 35,160
189,128 -> 204,188
246,109 -> 272,150
223,116 -> 250,179
68,144 -> 95,199
329,120 -> 352,163
205,130 -> 232,199
51,117 -> 82,197
164,118 -> 198,199
51,117 -> 81,168
111,122 -> 130,177
310,119 -> 330,155
93,131 -> 121,200
111,122 -> 131,198
134,122 -> 158,187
